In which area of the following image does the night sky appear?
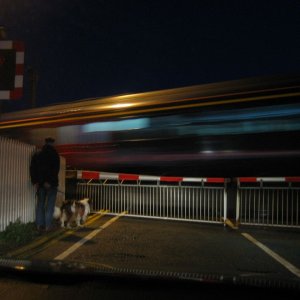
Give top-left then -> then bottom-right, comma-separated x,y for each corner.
1,0 -> 300,112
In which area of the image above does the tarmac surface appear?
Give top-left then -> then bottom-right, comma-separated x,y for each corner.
9,212 -> 300,278
1,212 -> 300,299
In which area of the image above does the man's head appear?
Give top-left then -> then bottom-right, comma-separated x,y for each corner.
45,137 -> 55,145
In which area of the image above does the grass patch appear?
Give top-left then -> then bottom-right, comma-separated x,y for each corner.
0,219 -> 39,256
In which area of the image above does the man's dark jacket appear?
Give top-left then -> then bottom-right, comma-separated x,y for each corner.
30,144 -> 60,187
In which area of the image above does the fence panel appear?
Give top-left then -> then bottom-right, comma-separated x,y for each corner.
0,136 -> 66,231
0,137 -> 36,231
237,178 -> 300,228
76,182 -> 226,224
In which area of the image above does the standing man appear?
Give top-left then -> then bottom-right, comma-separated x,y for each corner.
30,137 -> 60,232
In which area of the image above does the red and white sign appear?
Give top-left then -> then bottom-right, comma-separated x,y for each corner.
0,40 -> 24,100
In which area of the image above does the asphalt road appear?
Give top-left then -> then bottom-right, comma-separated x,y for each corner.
1,214 -> 300,299
29,213 -> 300,281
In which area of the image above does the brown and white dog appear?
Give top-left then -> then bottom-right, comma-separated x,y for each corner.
53,198 -> 91,228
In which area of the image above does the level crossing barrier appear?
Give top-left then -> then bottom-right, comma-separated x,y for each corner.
236,177 -> 300,228
76,171 -> 227,224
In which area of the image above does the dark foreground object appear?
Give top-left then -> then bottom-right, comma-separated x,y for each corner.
0,259 -> 299,299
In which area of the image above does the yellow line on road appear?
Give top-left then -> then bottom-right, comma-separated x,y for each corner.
8,230 -> 62,258
241,232 -> 300,278
54,211 -> 127,261
223,218 -> 238,229
8,210 -> 108,259
84,210 -> 110,226
22,210 -> 110,259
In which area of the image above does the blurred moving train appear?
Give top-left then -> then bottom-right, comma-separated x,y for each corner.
1,74 -> 300,177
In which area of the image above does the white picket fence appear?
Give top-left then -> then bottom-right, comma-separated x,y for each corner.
0,136 -> 65,231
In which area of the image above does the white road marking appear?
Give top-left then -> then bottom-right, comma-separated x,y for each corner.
242,232 -> 300,278
54,211 -> 127,261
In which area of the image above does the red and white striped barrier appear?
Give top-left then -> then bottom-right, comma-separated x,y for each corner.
238,177 -> 300,183
77,170 -> 225,183
0,40 -> 24,100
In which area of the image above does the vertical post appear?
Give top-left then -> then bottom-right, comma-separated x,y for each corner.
223,180 -> 227,225
236,179 -> 240,224
225,178 -> 239,227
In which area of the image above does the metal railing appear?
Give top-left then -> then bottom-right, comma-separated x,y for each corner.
236,178 -> 300,228
76,178 -> 227,224
75,172 -> 300,229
